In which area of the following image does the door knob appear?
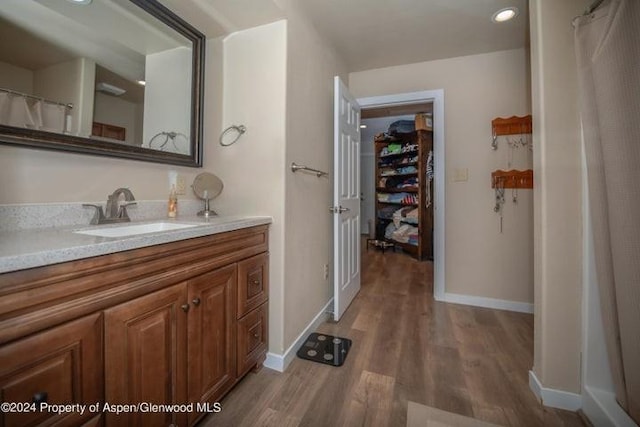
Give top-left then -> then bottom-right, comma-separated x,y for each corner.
329,206 -> 350,213
192,297 -> 201,306
181,304 -> 190,312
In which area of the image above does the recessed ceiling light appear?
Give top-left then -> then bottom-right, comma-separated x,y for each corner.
492,7 -> 519,23
66,0 -> 92,4
360,124 -> 367,129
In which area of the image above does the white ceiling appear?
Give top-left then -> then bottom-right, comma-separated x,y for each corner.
295,0 -> 530,72
1,0 -> 530,81
158,0 -> 285,38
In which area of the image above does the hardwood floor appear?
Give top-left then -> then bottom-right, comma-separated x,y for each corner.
202,243 -> 585,427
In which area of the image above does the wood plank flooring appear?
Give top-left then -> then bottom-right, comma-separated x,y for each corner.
202,243 -> 585,427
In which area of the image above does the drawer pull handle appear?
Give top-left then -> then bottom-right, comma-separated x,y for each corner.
192,297 -> 201,306
32,391 -> 48,404
181,304 -> 190,312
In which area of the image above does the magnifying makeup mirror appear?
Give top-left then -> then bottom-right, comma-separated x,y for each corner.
192,172 -> 223,217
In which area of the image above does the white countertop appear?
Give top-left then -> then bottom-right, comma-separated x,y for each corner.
0,215 -> 272,274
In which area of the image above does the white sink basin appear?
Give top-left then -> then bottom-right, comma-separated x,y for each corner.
75,221 -> 199,238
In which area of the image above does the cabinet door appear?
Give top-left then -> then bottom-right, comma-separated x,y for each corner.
237,253 -> 269,318
0,313 -> 103,427
237,303 -> 268,377
187,264 -> 236,426
104,284 -> 187,427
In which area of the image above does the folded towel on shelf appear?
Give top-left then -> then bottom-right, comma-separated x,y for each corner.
397,166 -> 417,175
384,222 -> 397,239
388,120 -> 415,134
377,192 -> 416,205
391,224 -> 418,243
378,206 -> 397,219
387,143 -> 402,154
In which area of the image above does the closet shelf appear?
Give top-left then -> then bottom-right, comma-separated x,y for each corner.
374,129 -> 433,260
379,172 -> 418,178
376,187 -> 418,193
379,150 -> 418,159
379,161 -> 418,168
377,217 -> 419,225
377,201 -> 418,206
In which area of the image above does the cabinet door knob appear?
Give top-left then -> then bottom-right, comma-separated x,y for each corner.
192,297 -> 201,306
32,391 -> 48,404
252,279 -> 260,286
253,333 -> 259,338
181,304 -> 190,312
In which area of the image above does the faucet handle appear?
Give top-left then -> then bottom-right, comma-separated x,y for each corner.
118,202 -> 137,220
82,204 -> 106,225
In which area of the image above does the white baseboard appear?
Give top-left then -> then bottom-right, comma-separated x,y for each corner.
435,292 -> 534,314
582,385 -> 637,427
263,298 -> 333,373
528,370 -> 582,411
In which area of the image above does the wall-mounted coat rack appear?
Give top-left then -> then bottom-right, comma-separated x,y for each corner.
492,115 -> 532,136
491,169 -> 533,189
491,115 -> 532,150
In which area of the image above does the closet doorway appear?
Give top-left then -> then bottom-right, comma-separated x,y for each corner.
357,90 -> 445,297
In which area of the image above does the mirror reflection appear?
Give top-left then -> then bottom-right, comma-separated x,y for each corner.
0,0 -> 197,157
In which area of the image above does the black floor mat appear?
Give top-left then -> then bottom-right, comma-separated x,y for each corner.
296,332 -> 352,367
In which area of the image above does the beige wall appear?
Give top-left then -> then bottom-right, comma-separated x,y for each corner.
349,48 -> 533,305
143,47 -> 192,153
206,21 -> 288,354
275,0 -> 349,348
530,0 -> 583,394
0,61 -> 33,94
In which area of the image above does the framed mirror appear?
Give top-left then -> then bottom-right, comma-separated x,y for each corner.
0,0 -> 205,167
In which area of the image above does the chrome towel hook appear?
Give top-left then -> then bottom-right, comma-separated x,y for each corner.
219,124 -> 246,146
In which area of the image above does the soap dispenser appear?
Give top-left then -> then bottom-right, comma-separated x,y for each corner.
168,185 -> 178,218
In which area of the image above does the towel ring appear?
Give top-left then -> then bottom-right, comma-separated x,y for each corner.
219,124 -> 246,146
149,131 -> 189,153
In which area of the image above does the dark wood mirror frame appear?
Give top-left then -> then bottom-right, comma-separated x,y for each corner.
0,0 -> 205,168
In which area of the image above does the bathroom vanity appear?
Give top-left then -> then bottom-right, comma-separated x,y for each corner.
0,217 -> 270,426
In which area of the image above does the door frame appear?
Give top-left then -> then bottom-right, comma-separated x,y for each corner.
357,89 -> 445,299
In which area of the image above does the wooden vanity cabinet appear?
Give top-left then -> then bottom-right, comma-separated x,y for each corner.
104,284 -> 188,427
0,313 -> 103,427
0,225 -> 269,427
186,264 -> 237,426
236,253 -> 269,377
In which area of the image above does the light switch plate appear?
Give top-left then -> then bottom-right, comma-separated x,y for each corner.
453,168 -> 469,182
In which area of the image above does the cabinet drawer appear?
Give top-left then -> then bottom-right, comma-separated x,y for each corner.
0,313 -> 103,427
237,253 -> 269,318
236,303 -> 268,377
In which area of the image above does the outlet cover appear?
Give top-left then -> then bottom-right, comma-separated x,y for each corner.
176,175 -> 186,195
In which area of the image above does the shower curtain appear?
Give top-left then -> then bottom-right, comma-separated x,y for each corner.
0,91 -> 67,132
574,0 -> 640,423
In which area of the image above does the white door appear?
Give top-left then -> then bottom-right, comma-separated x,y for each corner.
332,76 -> 361,321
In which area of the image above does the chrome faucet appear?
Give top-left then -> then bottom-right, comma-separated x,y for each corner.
83,188 -> 137,225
